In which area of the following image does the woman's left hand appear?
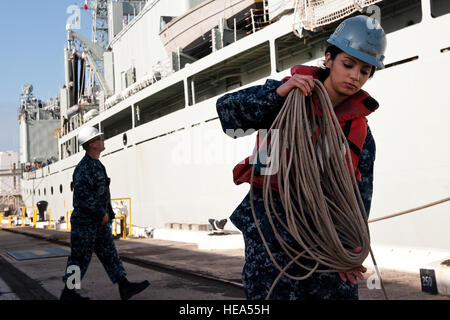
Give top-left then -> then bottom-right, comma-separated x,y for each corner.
338,247 -> 367,284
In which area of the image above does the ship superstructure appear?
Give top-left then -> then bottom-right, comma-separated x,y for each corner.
19,83 -> 60,167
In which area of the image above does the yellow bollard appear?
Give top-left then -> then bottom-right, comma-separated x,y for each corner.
113,216 -> 127,239
111,198 -> 133,237
8,216 -> 12,227
122,217 -> 127,240
66,210 -> 72,232
66,211 -> 69,232
48,208 -> 52,229
21,207 -> 26,227
128,198 -> 132,237
33,209 -> 37,228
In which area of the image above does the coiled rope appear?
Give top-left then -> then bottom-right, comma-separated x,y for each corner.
249,80 -> 388,299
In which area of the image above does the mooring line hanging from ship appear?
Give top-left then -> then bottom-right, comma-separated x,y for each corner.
368,197 -> 450,224
249,81 -> 388,300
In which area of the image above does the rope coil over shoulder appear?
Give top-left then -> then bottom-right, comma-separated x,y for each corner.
249,80 -> 388,299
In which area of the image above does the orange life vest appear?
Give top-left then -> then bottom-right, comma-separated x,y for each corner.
232,65 -> 379,191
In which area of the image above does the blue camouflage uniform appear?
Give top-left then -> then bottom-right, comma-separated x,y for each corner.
216,79 -> 376,300
62,154 -> 126,285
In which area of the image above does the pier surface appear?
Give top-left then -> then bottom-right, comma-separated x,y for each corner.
0,223 -> 448,301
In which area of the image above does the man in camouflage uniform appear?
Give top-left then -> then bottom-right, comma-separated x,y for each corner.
60,127 -> 150,300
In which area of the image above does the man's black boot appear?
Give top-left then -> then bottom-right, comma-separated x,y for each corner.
60,285 -> 90,300
118,277 -> 150,300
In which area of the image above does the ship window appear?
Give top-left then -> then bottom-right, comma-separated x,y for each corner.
160,16 -> 176,32
51,187 -> 54,195
70,182 -> 74,192
135,81 -> 185,127
75,136 -> 79,153
377,0 -> 422,34
101,107 -> 132,140
431,0 -> 450,18
60,184 -> 63,194
44,188 -> 46,196
61,137 -> 77,159
38,189 -> 40,196
188,41 -> 271,105
276,32 -> 329,73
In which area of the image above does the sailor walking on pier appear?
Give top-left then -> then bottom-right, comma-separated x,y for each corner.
60,126 -> 150,300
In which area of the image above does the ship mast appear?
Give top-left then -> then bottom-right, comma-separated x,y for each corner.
88,0 -> 109,92
62,0 -> 147,133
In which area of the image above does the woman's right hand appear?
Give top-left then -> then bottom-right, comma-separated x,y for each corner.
276,74 -> 315,97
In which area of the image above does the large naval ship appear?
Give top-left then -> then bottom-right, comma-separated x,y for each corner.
18,0 -> 450,274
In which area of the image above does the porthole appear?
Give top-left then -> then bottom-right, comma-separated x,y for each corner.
123,133 -> 128,146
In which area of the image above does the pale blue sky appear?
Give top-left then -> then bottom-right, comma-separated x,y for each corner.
0,0 -> 92,153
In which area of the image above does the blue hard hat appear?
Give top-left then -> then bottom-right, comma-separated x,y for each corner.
327,15 -> 387,69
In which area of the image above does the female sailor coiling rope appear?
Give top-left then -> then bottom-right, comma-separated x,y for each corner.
216,15 -> 387,300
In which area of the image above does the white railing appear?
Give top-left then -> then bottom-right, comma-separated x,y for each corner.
103,58 -> 173,111
293,0 -> 383,34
